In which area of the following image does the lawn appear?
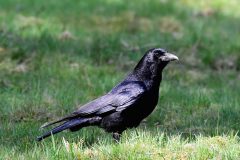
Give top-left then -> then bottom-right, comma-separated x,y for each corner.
0,0 -> 240,159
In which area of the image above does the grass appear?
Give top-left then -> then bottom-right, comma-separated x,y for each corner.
1,131 -> 240,159
0,0 -> 240,159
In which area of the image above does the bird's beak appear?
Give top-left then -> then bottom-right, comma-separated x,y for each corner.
160,52 -> 179,62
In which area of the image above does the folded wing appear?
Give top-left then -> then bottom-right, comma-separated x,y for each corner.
41,81 -> 146,128
73,81 -> 147,116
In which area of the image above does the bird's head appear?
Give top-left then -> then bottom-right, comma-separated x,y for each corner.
136,48 -> 178,71
135,48 -> 179,70
132,48 -> 178,84
148,48 -> 178,64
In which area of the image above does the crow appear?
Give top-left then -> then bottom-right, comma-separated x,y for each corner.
37,48 -> 178,141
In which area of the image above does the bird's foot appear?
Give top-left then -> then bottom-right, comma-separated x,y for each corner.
113,132 -> 121,143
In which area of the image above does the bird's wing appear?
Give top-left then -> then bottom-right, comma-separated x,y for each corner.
72,81 -> 147,116
41,81 -> 146,128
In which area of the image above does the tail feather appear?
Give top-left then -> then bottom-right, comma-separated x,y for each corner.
40,116 -> 74,129
37,118 -> 87,141
37,117 -> 102,141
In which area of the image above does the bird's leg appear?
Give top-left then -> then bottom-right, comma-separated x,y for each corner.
113,132 -> 121,142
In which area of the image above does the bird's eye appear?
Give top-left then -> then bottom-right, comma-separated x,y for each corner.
153,54 -> 159,60
153,48 -> 166,54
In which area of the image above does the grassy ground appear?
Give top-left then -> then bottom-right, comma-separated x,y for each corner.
0,0 -> 240,159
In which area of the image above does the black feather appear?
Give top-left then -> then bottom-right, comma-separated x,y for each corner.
37,117 -> 101,141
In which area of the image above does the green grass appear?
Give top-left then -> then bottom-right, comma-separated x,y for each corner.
1,131 -> 240,159
0,0 -> 240,159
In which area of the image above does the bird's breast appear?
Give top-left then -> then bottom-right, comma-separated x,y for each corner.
123,89 -> 159,119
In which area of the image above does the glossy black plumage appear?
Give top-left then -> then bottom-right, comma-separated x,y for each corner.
37,48 -> 178,141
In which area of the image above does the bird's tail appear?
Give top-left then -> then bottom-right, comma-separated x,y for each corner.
37,117 -> 102,141
40,115 -> 75,129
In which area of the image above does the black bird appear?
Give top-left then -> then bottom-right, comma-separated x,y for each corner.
37,48 -> 178,141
